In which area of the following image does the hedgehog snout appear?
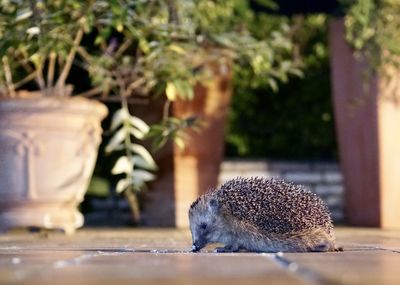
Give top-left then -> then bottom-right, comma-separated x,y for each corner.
191,243 -> 200,252
191,238 -> 207,252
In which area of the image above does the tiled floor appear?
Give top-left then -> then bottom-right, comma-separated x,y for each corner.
0,228 -> 400,285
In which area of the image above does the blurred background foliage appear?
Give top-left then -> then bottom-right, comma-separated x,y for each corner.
226,14 -> 337,160
88,5 -> 339,189
82,0 -> 339,223
84,1 -> 339,212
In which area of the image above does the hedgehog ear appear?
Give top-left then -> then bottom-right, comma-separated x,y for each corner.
208,198 -> 220,213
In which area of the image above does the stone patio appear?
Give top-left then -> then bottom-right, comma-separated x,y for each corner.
1,227 -> 400,285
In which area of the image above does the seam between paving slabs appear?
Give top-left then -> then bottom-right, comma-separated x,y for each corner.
374,247 -> 400,254
263,252 -> 341,285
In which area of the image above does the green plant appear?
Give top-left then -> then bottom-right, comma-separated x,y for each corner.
86,0 -> 300,97
0,0 -> 97,97
227,15 -> 336,159
0,0 -> 160,220
105,105 -> 157,220
1,0 -> 302,220
82,0 -> 301,204
342,0 -> 400,85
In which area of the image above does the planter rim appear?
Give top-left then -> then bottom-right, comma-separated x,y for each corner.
0,96 -> 108,119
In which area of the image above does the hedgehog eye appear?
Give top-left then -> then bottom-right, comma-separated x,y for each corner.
200,223 -> 207,230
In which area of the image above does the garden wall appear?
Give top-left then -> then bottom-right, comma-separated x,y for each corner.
219,160 -> 344,222
83,159 -> 344,226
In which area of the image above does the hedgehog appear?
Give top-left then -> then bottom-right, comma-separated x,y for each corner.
189,177 -> 338,253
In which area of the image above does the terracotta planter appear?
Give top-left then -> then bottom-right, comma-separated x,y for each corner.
329,18 -> 400,228
0,96 -> 107,233
139,63 -> 232,228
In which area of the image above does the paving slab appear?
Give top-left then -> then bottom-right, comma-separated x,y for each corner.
333,227 -> 400,251
0,229 -> 306,285
283,251 -> 400,285
278,227 -> 400,285
0,229 -> 191,251
0,251 -> 306,285
0,227 -> 400,285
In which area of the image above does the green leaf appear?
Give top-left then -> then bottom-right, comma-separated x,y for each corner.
165,82 -> 177,101
139,38 -> 150,54
131,144 -> 156,167
110,108 -> 128,132
86,176 -> 110,197
152,136 -> 168,151
174,136 -> 185,150
94,36 -> 104,46
174,80 -> 193,100
267,78 -> 278,92
105,128 -> 126,153
130,128 -> 146,139
26,27 -> 40,35
132,155 -> 158,171
253,0 -> 278,10
289,68 -> 303,78
129,116 -> 150,134
29,53 -> 43,67
116,178 -> 130,193
111,156 -> 133,175
168,44 -> 186,55
184,83 -> 194,100
16,9 -> 33,22
116,22 -> 124,32
133,169 -> 156,182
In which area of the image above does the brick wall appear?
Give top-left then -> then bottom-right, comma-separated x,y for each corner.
84,160 -> 345,226
218,160 -> 344,222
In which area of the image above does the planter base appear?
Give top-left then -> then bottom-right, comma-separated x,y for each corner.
0,202 -> 83,234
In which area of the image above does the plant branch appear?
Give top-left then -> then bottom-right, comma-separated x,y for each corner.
15,52 -> 34,72
125,190 -> 140,223
126,77 -> 146,96
76,47 -> 92,62
14,72 -> 38,89
96,96 -> 149,104
15,54 -> 42,89
167,0 -> 180,25
55,28 -> 84,94
47,51 -> 56,88
101,81 -> 112,98
114,39 -> 133,59
75,86 -> 103,97
36,61 -> 46,91
2,56 -> 16,98
163,100 -> 171,121
58,55 -> 65,72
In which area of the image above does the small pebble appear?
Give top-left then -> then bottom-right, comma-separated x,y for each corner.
12,257 -> 21,265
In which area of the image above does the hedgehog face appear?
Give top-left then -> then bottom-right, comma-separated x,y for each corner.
189,196 -> 223,252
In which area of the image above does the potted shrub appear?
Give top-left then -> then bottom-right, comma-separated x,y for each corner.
0,1 -> 108,233
330,0 -> 400,228
84,0 -> 301,226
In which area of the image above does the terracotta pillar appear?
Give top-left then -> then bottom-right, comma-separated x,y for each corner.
140,63 -> 232,228
172,67 -> 232,227
329,18 -> 400,228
